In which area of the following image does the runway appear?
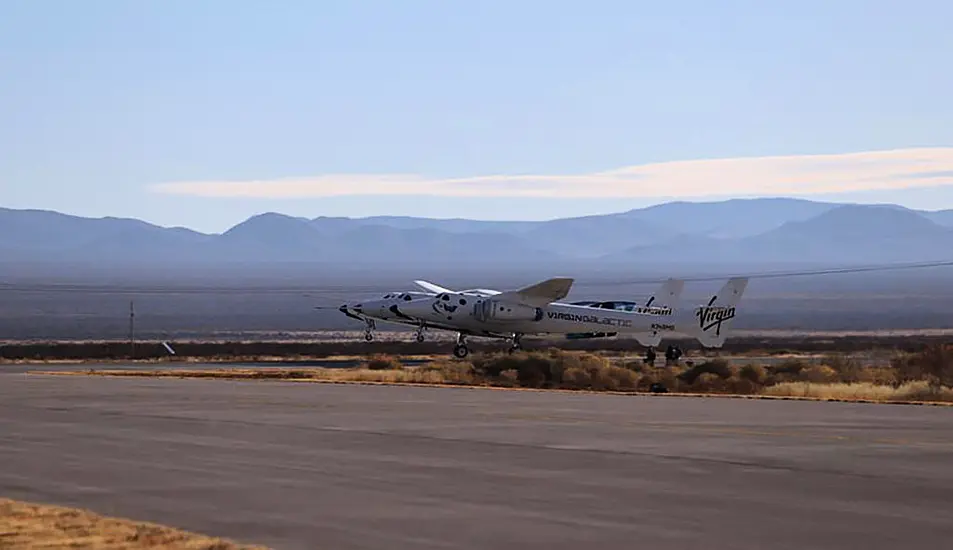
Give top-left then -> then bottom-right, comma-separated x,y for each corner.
1,372 -> 951,549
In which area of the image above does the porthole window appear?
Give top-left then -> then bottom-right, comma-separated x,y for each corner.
459,299 -> 467,305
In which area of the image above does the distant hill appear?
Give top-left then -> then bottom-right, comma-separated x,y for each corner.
620,197 -> 840,238
3,199 -> 953,268
612,204 -> 953,265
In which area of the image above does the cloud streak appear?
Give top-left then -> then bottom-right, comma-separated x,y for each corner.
148,147 -> 953,200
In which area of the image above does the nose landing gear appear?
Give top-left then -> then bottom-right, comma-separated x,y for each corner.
414,324 -> 426,343
507,333 -> 524,354
363,319 -> 376,342
452,333 -> 469,359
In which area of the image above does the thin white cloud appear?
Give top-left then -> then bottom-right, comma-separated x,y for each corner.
148,147 -> 953,200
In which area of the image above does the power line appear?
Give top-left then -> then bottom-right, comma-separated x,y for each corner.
0,259 -> 952,295
576,259 -> 953,286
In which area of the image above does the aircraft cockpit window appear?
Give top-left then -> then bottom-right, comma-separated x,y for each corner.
440,294 -> 450,301
403,294 -> 413,301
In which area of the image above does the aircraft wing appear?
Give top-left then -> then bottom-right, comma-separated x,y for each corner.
494,277 -> 575,306
413,280 -> 454,294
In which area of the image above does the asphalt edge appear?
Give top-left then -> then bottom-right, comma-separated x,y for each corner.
26,369 -> 953,408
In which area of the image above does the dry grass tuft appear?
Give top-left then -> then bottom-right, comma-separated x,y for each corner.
762,381 -> 953,403
0,497 -> 268,549
37,345 -> 953,405
363,353 -> 404,370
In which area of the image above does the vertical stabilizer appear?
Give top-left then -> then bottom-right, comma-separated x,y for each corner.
689,277 -> 749,348
645,278 -> 685,311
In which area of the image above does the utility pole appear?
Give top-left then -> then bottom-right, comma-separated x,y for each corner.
129,300 -> 135,359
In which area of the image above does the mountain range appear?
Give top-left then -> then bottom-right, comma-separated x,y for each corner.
3,198 -> 953,268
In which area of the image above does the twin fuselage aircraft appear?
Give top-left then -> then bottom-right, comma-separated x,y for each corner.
336,276 -> 749,359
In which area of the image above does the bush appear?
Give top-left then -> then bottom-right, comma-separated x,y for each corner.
637,369 -> 681,392
739,364 -> 767,384
562,367 -> 591,389
678,359 -> 732,385
594,365 -> 638,391
823,354 -> 862,383
726,377 -> 759,395
437,361 -> 477,385
891,344 -> 953,389
364,354 -> 403,370
690,372 -> 725,393
472,349 -> 610,388
800,365 -> 838,384
772,359 -> 808,377
496,369 -> 519,387
553,357 -> 637,391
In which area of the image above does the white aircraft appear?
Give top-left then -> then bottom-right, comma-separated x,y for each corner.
332,288 -> 497,343
564,278 -> 684,346
333,279 -> 685,346
390,276 -> 748,358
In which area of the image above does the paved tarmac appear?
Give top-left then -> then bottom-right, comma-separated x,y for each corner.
1,371 -> 952,549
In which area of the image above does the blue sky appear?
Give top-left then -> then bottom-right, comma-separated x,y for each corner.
2,0 -> 952,233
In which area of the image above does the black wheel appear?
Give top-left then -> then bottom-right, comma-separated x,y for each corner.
364,333 -> 373,342
416,333 -> 425,343
453,344 -> 469,359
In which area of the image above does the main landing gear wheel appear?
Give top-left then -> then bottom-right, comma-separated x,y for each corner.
452,333 -> 469,359
415,326 -> 425,343
364,331 -> 374,342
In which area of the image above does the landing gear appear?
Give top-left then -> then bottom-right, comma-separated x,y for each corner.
643,346 -> 656,365
452,333 -> 469,359
415,324 -> 426,343
363,319 -> 376,342
507,333 -> 524,354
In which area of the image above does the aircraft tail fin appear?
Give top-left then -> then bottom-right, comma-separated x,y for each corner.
645,278 -> 684,311
632,278 -> 684,348
687,277 -> 749,348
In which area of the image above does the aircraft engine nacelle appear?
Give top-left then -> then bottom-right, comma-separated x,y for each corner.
477,300 -> 544,322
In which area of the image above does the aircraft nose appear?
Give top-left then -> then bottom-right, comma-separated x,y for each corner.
340,303 -> 364,315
